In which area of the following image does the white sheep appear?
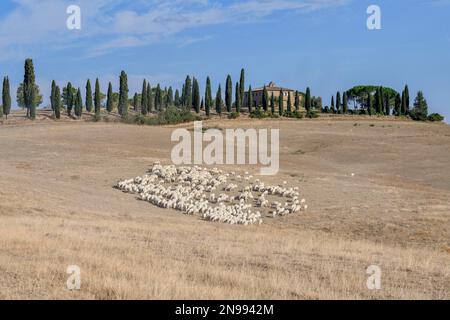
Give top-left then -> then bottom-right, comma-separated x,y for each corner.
116,164 -> 306,225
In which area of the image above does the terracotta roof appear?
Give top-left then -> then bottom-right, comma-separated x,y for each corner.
247,81 -> 295,93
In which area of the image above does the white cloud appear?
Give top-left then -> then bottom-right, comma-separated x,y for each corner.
177,35 -> 213,48
0,0 -> 351,60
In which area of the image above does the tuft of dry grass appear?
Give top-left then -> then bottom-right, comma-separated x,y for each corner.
1,214 -> 449,300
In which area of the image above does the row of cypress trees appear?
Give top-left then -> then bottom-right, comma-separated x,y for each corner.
49,72 -> 129,119
138,80 -> 178,115
4,63 -> 310,120
176,68 -> 312,117
5,60 -> 431,122
178,69 -> 246,115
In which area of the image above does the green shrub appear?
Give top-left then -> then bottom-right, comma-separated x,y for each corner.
269,113 -> 279,118
305,111 -> 319,119
121,107 -> 196,126
157,107 -> 195,124
410,110 -> 427,121
284,110 -> 303,119
91,114 -> 102,122
427,113 -> 444,122
250,109 -> 268,119
131,114 -> 149,125
228,112 -> 240,119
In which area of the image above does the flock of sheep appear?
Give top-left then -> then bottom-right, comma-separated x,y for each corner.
116,163 -> 307,225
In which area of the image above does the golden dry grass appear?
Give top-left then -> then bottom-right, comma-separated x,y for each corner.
0,110 -> 449,299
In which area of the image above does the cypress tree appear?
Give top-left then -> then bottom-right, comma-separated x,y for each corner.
147,83 -> 153,112
162,87 -> 168,109
75,88 -> 82,118
119,71 -> 128,117
163,88 -> 168,109
85,79 -> 93,112
155,84 -> 162,111
192,78 -> 200,113
262,85 -> 269,111
205,77 -> 212,116
158,84 -> 163,110
65,82 -> 74,116
184,76 -> 192,109
174,89 -> 180,107
141,80 -> 147,115
106,82 -> 113,113
331,96 -> 335,113
287,92 -> 292,113
78,88 -> 83,116
379,87 -> 384,114
235,82 -> 241,113
50,80 -> 56,113
367,91 -> 373,116
239,68 -> 245,108
157,88 -> 161,110
168,87 -> 174,106
159,87 -> 167,110
305,87 -> 312,112
294,90 -> 300,111
192,77 -> 196,113
181,84 -> 186,106
54,86 -> 61,119
384,92 -> 390,115
225,75 -> 232,112
379,87 -> 385,115
395,93 -> 401,116
336,91 -> 341,114
278,90 -> 284,116
23,59 -> 36,119
201,98 -> 204,111
2,77 -> 11,119
401,90 -> 406,116
163,87 -> 168,108
133,93 -> 139,111
73,87 -> 79,117
153,84 -> 158,111
94,78 -> 101,116
404,85 -> 410,114
247,85 -> 253,113
343,92 -> 348,114
270,92 -> 275,114
374,88 -> 380,114
215,84 -> 222,115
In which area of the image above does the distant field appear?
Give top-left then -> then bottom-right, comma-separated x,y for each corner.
0,110 -> 449,299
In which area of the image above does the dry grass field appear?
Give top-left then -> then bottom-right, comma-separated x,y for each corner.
0,110 -> 449,299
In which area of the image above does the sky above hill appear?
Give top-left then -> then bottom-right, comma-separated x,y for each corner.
0,0 -> 448,120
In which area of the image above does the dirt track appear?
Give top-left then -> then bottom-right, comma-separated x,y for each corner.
1,110 -> 449,299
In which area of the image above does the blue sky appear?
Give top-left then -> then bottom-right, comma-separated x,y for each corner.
0,0 -> 449,120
